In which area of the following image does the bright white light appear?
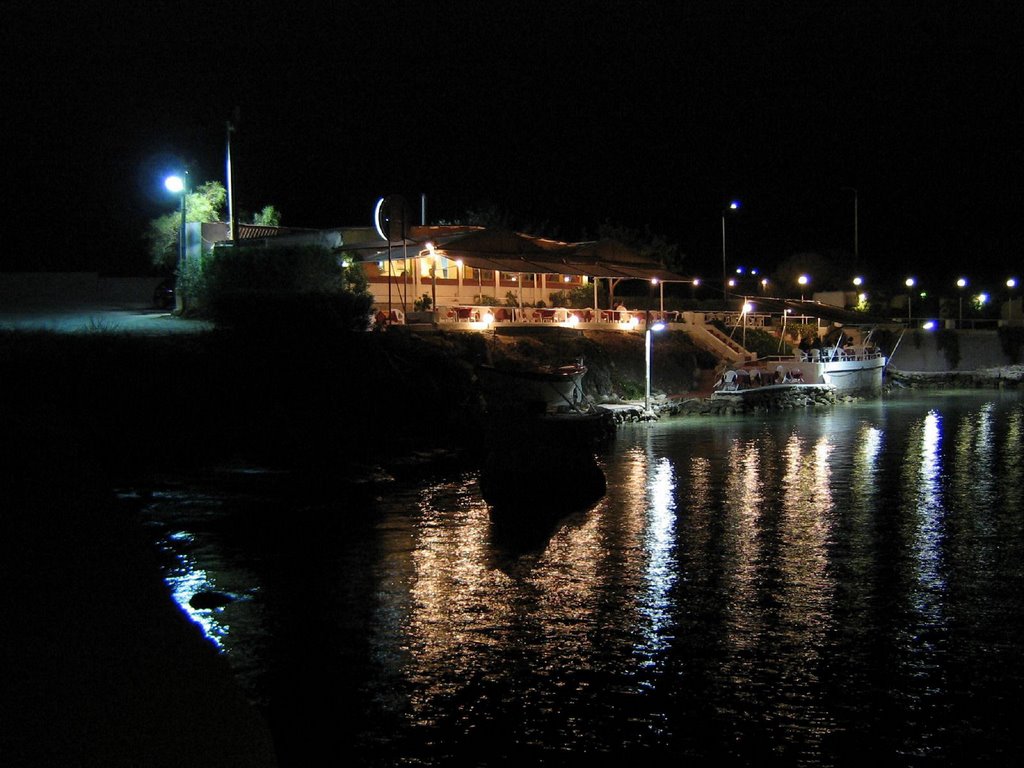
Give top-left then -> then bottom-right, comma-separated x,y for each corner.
483,311 -> 494,324
978,293 -> 989,305
729,200 -> 740,210
1009,278 -> 1019,289
923,320 -> 936,330
742,302 -> 754,313
651,321 -> 666,332
956,277 -> 967,288
563,275 -> 571,283
693,278 -> 700,286
853,276 -> 863,286
728,279 -> 736,287
568,314 -> 580,325
798,274 -> 809,286
164,175 -> 184,194
651,277 -> 659,285
629,316 -> 640,328
906,277 -> 916,288
761,278 -> 768,287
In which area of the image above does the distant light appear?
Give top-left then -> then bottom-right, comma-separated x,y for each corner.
651,277 -> 659,285
859,292 -> 867,303
164,175 -> 185,194
1009,278 -> 1019,289
853,276 -> 863,286
742,302 -> 754,313
905,277 -> 915,288
956,277 -> 967,288
629,316 -> 640,328
978,292 -> 989,304
729,200 -> 740,210
483,311 -> 494,324
798,274 -> 809,286
651,321 -> 667,332
761,278 -> 768,287
568,314 -> 580,325
728,279 -> 737,287
923,321 -> 936,330
693,278 -> 700,286
736,267 -> 744,274
341,259 -> 351,268
751,268 -> 759,275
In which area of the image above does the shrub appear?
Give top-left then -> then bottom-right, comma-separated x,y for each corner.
998,326 -> 1024,364
935,328 -> 961,369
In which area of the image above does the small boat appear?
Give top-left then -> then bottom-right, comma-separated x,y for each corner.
720,344 -> 887,397
475,360 -> 587,413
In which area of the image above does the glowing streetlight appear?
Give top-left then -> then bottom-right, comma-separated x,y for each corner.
798,274 -> 809,301
424,241 -> 437,311
721,200 -> 741,299
741,300 -> 754,348
164,173 -> 187,310
905,277 -> 916,324
853,276 -> 864,287
956,277 -> 968,328
645,314 -> 667,412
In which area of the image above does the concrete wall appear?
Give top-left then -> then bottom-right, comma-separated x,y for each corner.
888,329 -> 1010,371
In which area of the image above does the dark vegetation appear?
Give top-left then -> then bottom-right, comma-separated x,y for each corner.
0,323 -> 714,485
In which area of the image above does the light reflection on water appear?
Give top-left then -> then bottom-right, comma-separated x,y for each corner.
141,391 -> 1024,765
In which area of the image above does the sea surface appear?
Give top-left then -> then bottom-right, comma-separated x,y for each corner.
137,390 -> 1024,766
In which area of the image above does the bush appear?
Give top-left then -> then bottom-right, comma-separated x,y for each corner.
998,326 -> 1024,364
198,244 -> 373,333
935,328 -> 961,369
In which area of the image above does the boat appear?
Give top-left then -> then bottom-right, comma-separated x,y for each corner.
475,360 -> 588,414
722,345 -> 887,396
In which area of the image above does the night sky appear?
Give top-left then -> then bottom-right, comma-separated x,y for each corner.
4,1 -> 1022,289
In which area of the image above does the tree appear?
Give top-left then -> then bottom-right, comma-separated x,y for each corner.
253,205 -> 282,226
147,181 -> 227,270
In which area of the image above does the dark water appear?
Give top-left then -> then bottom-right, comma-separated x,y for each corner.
139,391 -> 1024,766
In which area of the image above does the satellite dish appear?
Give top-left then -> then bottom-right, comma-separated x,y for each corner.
373,194 -> 410,243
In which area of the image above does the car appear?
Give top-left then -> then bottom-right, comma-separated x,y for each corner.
153,278 -> 175,309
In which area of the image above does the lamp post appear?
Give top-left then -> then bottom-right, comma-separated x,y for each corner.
164,174 -> 187,311
956,277 -> 967,328
645,313 -> 667,412
905,277 -> 916,324
741,300 -> 753,349
798,274 -> 809,302
721,200 -> 740,299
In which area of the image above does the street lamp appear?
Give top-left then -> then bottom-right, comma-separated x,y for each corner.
905,277 -> 916,324
741,300 -> 753,349
721,200 -> 740,299
798,274 -> 809,301
164,173 -> 187,311
645,314 -> 667,412
956,277 -> 967,328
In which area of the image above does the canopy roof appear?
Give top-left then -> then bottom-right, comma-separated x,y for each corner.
354,228 -> 692,283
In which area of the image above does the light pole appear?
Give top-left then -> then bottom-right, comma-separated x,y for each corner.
164,173 -> 187,311
798,274 -> 809,302
905,277 -> 916,324
721,200 -> 740,299
645,314 -> 667,412
741,300 -> 753,349
956,277 -> 967,328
